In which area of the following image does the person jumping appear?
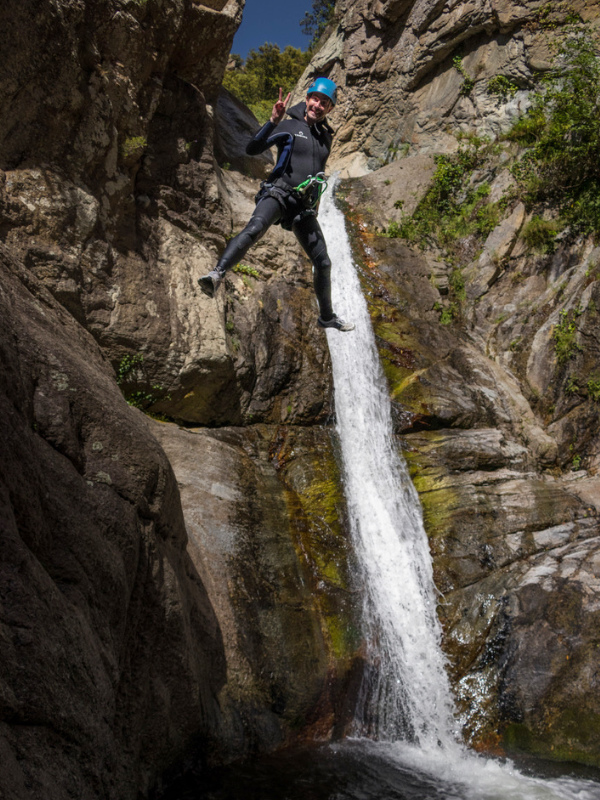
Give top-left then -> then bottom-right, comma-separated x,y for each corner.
198,78 -> 355,332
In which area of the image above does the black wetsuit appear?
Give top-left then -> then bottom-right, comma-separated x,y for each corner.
214,102 -> 335,320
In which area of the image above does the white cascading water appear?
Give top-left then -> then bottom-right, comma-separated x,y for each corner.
318,182 -> 600,800
318,182 -> 457,749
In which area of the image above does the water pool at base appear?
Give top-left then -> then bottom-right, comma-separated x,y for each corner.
163,740 -> 600,800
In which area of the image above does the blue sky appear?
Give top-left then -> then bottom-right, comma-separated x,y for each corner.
232,0 -> 314,59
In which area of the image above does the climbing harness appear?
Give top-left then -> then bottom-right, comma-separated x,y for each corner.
294,173 -> 328,208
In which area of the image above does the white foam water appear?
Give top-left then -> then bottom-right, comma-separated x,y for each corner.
318,182 -> 600,799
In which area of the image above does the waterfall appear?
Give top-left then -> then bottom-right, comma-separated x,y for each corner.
318,183 -> 457,749
317,184 -> 600,800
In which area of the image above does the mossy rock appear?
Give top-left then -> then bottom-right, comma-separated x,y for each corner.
504,712 -> 600,768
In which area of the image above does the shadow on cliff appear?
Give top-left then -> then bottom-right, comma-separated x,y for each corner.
0,241 -> 227,800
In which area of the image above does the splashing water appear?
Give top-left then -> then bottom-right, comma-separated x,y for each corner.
317,182 -> 600,800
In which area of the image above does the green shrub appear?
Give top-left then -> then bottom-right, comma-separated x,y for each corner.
440,304 -> 458,325
391,137 -> 507,251
521,216 -> 558,253
449,267 -> 466,302
233,263 -> 260,278
385,221 -> 402,238
509,29 -> 600,237
223,44 -> 310,124
487,75 -> 519,101
553,308 -> 583,364
588,375 -> 600,402
300,0 -> 335,48
505,109 -> 547,144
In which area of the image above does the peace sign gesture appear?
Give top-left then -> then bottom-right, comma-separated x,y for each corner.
270,87 -> 291,124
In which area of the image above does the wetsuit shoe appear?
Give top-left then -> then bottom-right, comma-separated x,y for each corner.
318,314 -> 355,332
198,270 -> 223,298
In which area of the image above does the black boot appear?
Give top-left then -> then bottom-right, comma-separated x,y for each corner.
318,314 -> 355,332
198,269 -> 224,299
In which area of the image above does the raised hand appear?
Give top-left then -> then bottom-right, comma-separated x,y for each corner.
270,87 -> 291,124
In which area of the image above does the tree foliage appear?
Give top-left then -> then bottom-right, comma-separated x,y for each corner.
300,0 -> 335,48
223,44 -> 310,123
510,28 -> 600,237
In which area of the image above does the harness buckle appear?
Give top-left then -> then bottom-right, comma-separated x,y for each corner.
294,173 -> 328,207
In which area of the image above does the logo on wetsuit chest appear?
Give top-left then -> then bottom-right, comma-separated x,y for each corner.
295,131 -> 309,139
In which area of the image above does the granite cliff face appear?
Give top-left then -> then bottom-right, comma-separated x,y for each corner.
304,0 -> 599,172
0,243 -> 226,799
2,0 -> 600,797
0,2 -> 349,797
315,0 -> 600,765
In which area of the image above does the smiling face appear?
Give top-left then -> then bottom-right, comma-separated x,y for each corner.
305,92 -> 333,125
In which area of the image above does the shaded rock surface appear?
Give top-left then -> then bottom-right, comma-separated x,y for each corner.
0,0 -> 330,428
0,244 -> 225,800
150,420 -> 362,759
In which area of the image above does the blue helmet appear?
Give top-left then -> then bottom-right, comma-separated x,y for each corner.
306,77 -> 337,106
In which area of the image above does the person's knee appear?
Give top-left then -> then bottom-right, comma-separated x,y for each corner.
243,213 -> 271,245
314,252 -> 331,274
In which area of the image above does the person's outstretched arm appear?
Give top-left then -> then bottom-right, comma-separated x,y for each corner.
246,88 -> 291,155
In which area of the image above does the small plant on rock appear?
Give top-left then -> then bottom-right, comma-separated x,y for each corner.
521,216 -> 558,253
116,353 -> 170,411
233,263 -> 260,278
487,75 -> 519,101
453,55 -> 475,96
120,136 -> 147,161
553,308 -> 583,364
587,375 -> 600,402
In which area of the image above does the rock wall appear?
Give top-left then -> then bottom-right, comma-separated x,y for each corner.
3,0 -> 600,794
0,1 -> 349,797
0,243 -> 225,799
325,0 -> 600,766
301,0 -> 599,173
150,421 -> 362,761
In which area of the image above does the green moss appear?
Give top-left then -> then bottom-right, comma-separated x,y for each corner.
274,430 -> 360,663
402,442 -> 458,540
389,372 -> 427,412
233,263 -> 260,278
302,477 -> 342,529
380,357 -> 413,397
504,713 -> 600,768
120,135 -> 147,161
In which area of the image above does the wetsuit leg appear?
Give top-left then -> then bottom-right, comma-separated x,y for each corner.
292,214 -> 334,320
215,196 -> 281,275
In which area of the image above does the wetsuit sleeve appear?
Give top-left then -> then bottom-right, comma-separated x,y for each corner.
246,121 -> 277,155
